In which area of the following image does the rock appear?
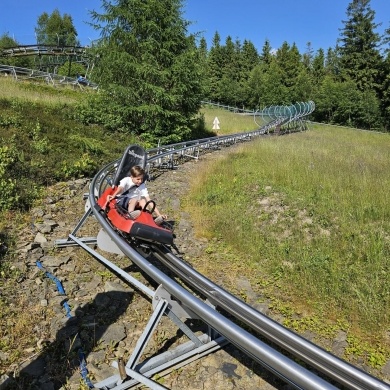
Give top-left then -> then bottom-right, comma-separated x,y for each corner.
40,255 -> 70,268
34,223 -> 53,234
89,364 -> 117,383
382,360 -> 390,379
31,207 -> 45,217
19,357 -> 46,377
0,352 -> 9,361
236,276 -> 257,303
0,374 -> 13,390
84,274 -> 102,291
332,330 -> 348,356
99,323 -> 126,344
34,232 -> 47,243
87,350 -> 106,365
104,280 -> 128,293
95,293 -> 110,308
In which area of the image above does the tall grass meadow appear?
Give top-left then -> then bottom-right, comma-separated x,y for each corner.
185,125 -> 389,340
0,76 -> 79,105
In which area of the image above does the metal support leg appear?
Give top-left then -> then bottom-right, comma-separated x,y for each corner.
126,298 -> 169,370
54,208 -> 97,247
93,294 -> 227,390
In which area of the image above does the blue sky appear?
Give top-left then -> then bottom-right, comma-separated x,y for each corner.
1,0 -> 389,54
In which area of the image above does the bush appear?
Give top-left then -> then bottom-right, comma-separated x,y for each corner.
0,143 -> 19,211
59,152 -> 98,179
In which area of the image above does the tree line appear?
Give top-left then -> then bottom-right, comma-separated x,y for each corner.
199,0 -> 389,132
1,0 -> 389,143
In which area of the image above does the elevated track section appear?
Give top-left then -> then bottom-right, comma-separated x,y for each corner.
1,44 -> 97,86
1,44 -> 88,58
0,64 -> 98,89
201,100 -> 315,134
55,106 -> 389,390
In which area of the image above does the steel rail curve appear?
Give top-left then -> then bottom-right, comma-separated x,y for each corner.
83,126 -> 388,390
90,172 -> 338,390
148,244 -> 389,390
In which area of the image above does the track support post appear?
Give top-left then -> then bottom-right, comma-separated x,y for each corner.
93,287 -> 227,389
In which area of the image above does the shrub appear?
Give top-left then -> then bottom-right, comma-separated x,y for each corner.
60,152 -> 98,179
0,143 -> 19,211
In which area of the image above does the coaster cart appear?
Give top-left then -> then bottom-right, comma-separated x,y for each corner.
96,145 -> 174,246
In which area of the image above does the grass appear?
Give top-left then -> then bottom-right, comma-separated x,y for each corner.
0,76 -> 134,211
184,124 -> 390,365
0,76 -> 80,105
200,106 -> 260,135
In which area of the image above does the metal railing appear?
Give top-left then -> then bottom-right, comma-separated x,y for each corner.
201,100 -> 315,132
0,64 -> 98,89
0,44 -> 88,57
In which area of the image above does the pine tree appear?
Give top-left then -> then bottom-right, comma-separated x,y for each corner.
380,56 -> 390,130
245,61 -> 287,108
218,36 -> 241,105
197,37 -> 211,98
207,31 -> 224,102
260,39 -> 273,66
338,0 -> 382,91
241,40 -> 260,77
275,42 -> 303,102
302,42 -> 314,70
325,47 -> 341,77
89,0 -> 205,143
35,9 -> 79,46
238,40 -> 260,108
312,48 -> 326,85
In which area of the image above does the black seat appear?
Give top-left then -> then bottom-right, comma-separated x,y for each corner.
112,144 -> 147,187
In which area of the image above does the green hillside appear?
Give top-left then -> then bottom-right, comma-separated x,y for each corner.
184,124 -> 390,368
0,77 -> 389,376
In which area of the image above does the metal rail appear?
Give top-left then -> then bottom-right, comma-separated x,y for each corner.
89,165 -> 339,390
0,44 -> 88,57
58,110 -> 389,390
149,245 -> 389,390
0,64 -> 98,88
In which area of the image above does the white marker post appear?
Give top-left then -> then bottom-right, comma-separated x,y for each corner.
212,117 -> 220,130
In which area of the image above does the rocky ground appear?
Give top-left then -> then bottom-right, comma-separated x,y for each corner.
0,144 -> 389,390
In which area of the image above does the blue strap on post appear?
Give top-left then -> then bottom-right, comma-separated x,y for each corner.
36,261 -> 72,317
79,349 -> 95,388
36,261 -> 94,387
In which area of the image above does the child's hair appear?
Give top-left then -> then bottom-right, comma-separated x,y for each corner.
130,165 -> 145,177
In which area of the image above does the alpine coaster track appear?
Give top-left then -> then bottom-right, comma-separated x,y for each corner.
56,107 -> 389,390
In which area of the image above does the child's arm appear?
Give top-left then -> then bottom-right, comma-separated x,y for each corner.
107,185 -> 124,201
